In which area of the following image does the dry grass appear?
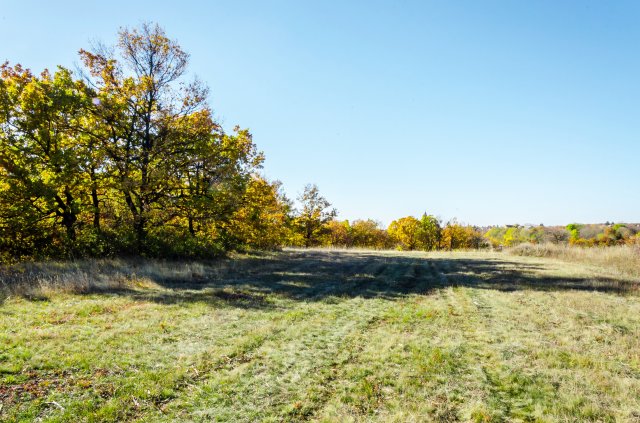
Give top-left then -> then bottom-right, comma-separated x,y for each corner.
506,243 -> 640,278
0,254 -> 273,301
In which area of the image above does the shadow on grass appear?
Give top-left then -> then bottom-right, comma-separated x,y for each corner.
2,250 -> 637,307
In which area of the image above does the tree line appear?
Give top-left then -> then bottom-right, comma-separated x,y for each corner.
485,223 -> 640,248
0,23 -> 291,261
2,24 -> 637,262
299,214 -> 486,251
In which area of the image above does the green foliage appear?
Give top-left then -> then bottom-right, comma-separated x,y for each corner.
484,223 -> 638,249
417,214 -> 442,251
484,227 -> 506,248
0,24 -> 284,261
222,177 -> 291,250
291,184 -> 337,247
0,64 -> 91,256
566,223 -> 581,243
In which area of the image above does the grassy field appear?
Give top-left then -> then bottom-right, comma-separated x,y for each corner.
1,249 -> 639,422
507,243 -> 640,278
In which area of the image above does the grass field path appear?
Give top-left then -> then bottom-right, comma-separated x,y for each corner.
1,250 -> 639,421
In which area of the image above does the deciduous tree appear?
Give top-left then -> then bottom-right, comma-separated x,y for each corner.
294,184 -> 337,247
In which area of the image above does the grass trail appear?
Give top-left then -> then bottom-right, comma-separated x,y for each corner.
1,249 -> 639,421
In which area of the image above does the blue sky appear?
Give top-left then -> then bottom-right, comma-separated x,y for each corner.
2,1 -> 638,226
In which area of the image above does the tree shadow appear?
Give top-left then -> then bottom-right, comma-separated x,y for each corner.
2,250 -> 637,308
114,250 -> 639,306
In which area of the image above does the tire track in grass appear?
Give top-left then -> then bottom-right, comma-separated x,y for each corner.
440,280 -> 513,420
443,260 -> 613,422
129,312 -> 298,421
283,300 -> 392,421
93,307 -> 293,421
464,287 -> 571,421
153,298 -> 389,422
460,271 -> 559,418
145,250 -> 397,421
429,259 -> 531,420
95,252 -> 338,420
471,286 -> 640,421
314,262 -> 480,421
310,257 -> 467,421
156,251 -> 419,421
3,292 -> 295,422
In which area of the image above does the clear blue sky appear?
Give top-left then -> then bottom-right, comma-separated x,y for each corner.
2,1 -> 638,226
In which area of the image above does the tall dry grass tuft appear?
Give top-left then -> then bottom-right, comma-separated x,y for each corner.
0,259 -> 231,300
507,243 -> 640,277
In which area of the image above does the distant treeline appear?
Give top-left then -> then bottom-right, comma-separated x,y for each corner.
485,223 -> 640,248
301,218 -> 640,251
1,24 -> 637,262
300,215 -> 485,251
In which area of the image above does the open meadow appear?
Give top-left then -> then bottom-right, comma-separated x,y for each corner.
1,249 -> 640,422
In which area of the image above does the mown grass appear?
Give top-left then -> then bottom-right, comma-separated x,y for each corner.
1,249 -> 639,421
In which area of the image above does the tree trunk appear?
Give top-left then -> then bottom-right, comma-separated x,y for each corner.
188,215 -> 195,236
90,167 -> 100,230
124,191 -> 146,252
56,188 -> 77,242
134,215 -> 146,251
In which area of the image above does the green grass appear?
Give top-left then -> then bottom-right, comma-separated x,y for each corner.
1,249 -> 639,422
